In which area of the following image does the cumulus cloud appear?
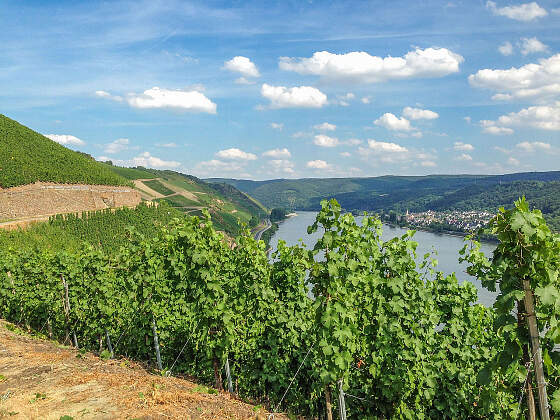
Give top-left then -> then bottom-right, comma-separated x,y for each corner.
104,138 -> 130,154
45,134 -> 85,146
215,148 -> 257,160
361,96 -> 371,104
224,56 -> 260,78
261,83 -> 328,108
516,141 -> 552,152
126,87 -> 217,113
468,54 -> 560,102
100,152 -> 181,169
340,152 -> 351,157
402,106 -> 439,120
314,134 -> 339,147
193,159 -> 245,176
97,87 -> 217,113
508,157 -> 521,165
453,141 -> 474,151
420,160 -> 437,167
270,122 -> 284,130
481,104 -> 560,133
279,47 -> 463,83
344,138 -> 362,146
519,37 -> 549,55
306,160 -> 330,169
486,1 -> 548,21
498,42 -> 514,56
366,139 -> 408,153
269,159 -> 295,174
314,122 -> 336,131
480,121 -> 515,135
263,148 -> 291,158
156,142 -> 178,148
374,113 -> 413,131
455,153 -> 473,161
235,77 -> 256,85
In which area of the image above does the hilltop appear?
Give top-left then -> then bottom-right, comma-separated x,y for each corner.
0,114 -> 129,188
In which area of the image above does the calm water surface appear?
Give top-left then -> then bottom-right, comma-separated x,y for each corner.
269,211 -> 497,306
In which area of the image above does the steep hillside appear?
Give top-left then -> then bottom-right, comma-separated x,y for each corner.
0,114 -> 129,188
0,320 -> 280,419
105,165 -> 267,235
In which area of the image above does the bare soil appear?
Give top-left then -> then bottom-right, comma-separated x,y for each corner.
0,321 -> 286,420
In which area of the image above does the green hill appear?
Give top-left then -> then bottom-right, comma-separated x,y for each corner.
103,165 -> 268,235
0,114 -> 129,188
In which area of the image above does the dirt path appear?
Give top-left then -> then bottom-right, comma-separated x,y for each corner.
133,179 -> 165,199
0,321 -> 285,420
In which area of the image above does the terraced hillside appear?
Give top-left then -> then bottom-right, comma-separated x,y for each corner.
104,165 -> 268,235
0,114 -> 129,188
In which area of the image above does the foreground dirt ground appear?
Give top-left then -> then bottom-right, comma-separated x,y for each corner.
0,321 -> 286,419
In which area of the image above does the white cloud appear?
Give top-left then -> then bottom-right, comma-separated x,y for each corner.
261,83 -> 328,109
361,96 -> 371,104
224,56 -> 260,78
453,141 -> 474,151
420,160 -> 437,167
508,157 -> 521,165
270,122 -> 284,130
123,87 -> 217,114
468,54 -> 560,102
367,139 -> 408,153
486,1 -> 548,21
104,138 -> 130,154
216,148 -> 257,160
455,153 -> 473,161
314,134 -> 339,147
344,138 -> 362,146
314,122 -> 337,131
519,37 -> 548,55
340,152 -> 352,157
374,113 -> 413,131
306,160 -> 330,169
498,42 -> 514,56
464,116 -> 472,124
235,77 -> 256,85
102,152 -> 180,169
269,159 -> 295,174
482,104 -> 560,133
292,131 -> 308,139
516,141 -> 552,152
402,106 -> 439,120
157,142 -> 178,148
480,121 -> 515,135
95,90 -> 123,101
263,148 -> 291,158
44,134 -> 85,146
193,159 -> 244,176
279,47 -> 463,83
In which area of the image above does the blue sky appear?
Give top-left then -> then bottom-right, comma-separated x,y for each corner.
2,0 -> 559,179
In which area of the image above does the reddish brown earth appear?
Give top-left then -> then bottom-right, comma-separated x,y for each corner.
0,321 -> 287,420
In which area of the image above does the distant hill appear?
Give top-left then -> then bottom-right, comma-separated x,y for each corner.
0,114 -> 129,188
104,165 -> 267,235
208,172 -> 560,230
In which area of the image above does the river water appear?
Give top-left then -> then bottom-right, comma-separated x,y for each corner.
268,211 -> 497,306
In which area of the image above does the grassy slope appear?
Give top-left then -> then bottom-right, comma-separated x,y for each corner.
105,165 -> 267,235
0,114 -> 130,188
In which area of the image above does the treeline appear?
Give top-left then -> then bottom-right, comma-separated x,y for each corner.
2,199 -> 560,418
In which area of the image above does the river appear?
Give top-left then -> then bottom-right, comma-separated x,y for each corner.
268,211 -> 497,306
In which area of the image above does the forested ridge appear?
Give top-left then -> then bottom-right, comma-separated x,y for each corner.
2,198 -> 560,418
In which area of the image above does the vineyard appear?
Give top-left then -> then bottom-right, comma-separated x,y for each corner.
0,114 -> 130,188
1,198 -> 560,418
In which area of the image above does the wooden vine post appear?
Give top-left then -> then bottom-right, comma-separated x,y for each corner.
324,384 -> 333,420
518,300 -> 536,420
523,278 -> 550,420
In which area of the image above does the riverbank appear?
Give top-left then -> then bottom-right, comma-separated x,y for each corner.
381,221 -> 498,244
